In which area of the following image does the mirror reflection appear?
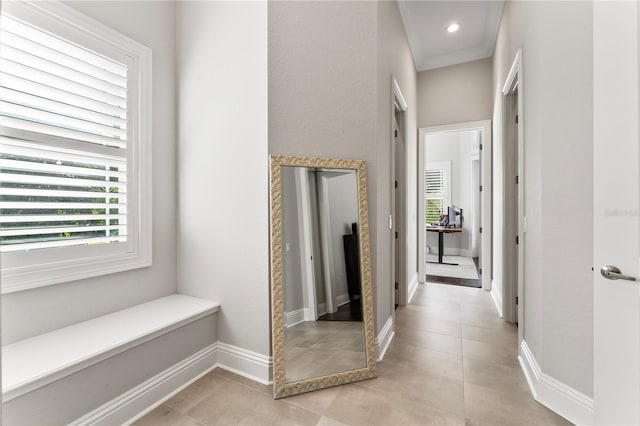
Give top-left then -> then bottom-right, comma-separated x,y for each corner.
281,166 -> 366,383
271,156 -> 376,399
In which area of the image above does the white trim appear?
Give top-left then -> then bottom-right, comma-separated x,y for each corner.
460,249 -> 474,258
425,247 -> 474,258
376,316 -> 395,362
391,76 -> 409,310
215,342 -> 272,385
392,77 -> 408,111
407,274 -> 419,304
336,293 -> 351,307
490,283 -> 503,318
72,341 -> 275,426
519,340 -> 594,426
317,302 -> 327,317
501,49 -> 525,333
72,344 -> 218,426
0,0 -> 153,293
295,168 -> 318,321
285,308 -> 306,328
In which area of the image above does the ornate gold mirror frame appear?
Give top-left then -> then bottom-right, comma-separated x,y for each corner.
270,155 -> 377,399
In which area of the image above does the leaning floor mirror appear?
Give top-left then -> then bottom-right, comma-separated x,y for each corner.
270,155 -> 377,399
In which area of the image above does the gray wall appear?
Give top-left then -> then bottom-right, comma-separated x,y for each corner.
492,1 -> 593,396
268,0 -> 380,324
2,1 -> 178,345
417,58 -> 493,128
376,0 -> 419,318
269,1 -> 418,335
176,1 -> 270,356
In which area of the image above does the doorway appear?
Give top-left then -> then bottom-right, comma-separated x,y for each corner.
391,77 -> 409,311
501,50 -> 524,326
394,112 -> 405,308
418,120 -> 493,293
290,167 -> 363,324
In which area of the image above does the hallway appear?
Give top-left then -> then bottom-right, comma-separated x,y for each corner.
136,284 -> 570,425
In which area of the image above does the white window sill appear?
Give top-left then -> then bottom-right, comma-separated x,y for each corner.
2,294 -> 220,401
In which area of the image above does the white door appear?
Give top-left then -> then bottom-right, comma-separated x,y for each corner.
593,2 -> 640,424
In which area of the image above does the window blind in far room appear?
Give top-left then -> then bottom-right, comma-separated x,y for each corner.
425,169 -> 446,224
0,11 -> 130,253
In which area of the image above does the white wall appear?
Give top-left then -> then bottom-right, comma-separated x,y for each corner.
492,0 -> 593,397
418,58 -> 493,128
176,2 -> 270,357
2,0 -> 178,345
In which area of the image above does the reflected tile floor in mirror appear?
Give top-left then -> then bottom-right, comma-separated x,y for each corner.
285,321 -> 366,383
135,284 -> 572,426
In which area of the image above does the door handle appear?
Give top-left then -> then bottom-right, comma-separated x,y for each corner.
600,265 -> 638,282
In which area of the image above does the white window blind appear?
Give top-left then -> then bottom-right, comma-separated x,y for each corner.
0,12 -> 129,253
0,1 -> 152,293
425,169 -> 446,223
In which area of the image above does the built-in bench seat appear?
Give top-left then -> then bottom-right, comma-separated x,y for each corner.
2,294 -> 220,402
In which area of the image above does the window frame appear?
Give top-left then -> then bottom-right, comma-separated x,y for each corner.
0,1 -> 152,293
425,161 -> 451,224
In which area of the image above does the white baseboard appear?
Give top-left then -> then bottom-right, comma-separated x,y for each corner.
285,308 -> 305,328
72,344 -> 218,426
303,307 -> 315,322
317,302 -> 327,316
376,316 -> 395,362
407,274 -> 419,304
490,282 -> 503,318
427,247 -> 472,257
519,340 -> 594,425
336,293 -> 350,307
216,342 -> 272,385
459,248 -> 473,258
71,341 -> 273,425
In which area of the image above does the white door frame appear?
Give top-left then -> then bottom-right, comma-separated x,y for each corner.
501,49 -> 525,328
418,120 -> 492,292
294,168 -> 318,321
593,2 -> 640,423
390,77 -> 409,310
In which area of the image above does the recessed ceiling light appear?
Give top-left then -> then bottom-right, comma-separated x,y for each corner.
446,23 -> 460,33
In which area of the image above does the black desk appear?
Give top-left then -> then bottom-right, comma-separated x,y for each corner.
426,226 -> 462,265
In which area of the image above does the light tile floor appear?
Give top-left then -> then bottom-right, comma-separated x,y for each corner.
135,283 -> 572,426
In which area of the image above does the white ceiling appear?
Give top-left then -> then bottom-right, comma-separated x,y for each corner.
397,1 -> 505,72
